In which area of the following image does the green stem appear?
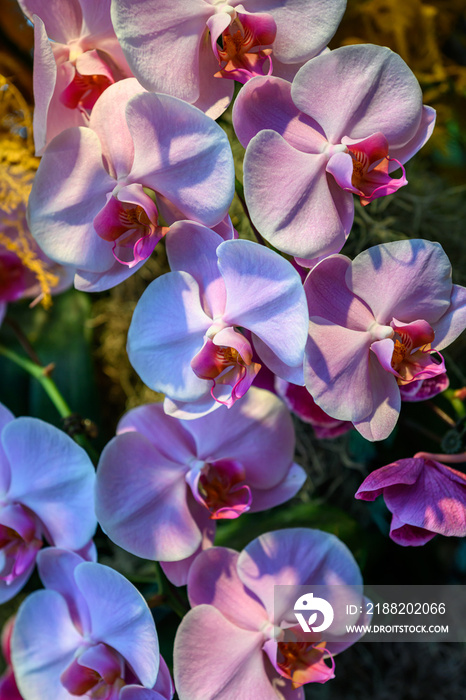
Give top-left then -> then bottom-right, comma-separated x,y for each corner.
0,344 -> 99,462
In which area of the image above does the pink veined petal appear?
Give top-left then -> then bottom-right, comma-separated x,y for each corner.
36,548 -> 92,635
127,271 -> 213,401
304,319 -> 373,423
352,353 -> 401,441
251,336 -> 304,385
240,0 -> 346,63
74,562 -> 159,687
187,547 -> 268,630
173,605 -> 272,700
355,459 -> 424,501
432,284 -> 466,351
111,0 -> 213,102
218,239 -> 308,367
117,403 -> 196,465
27,127 -> 116,272
3,418 -> 96,550
162,393 -> 221,421
389,513 -> 436,546
383,460 -> 466,538
232,75 -> 326,150
78,0 -> 114,36
11,590 -> 83,700
346,239 -> 453,326
166,222 -> 226,319
389,105 -> 436,166
19,0 -> 82,43
237,528 -> 363,624
291,45 -> 424,146
244,130 -> 353,259
95,431 -> 203,561
400,373 -> 450,402
89,78 -> 145,180
126,92 -> 234,228
304,254 -> 374,330
31,17 -> 59,155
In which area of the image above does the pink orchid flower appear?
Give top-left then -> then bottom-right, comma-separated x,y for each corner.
95,388 -> 306,586
174,528 -> 368,699
0,403 -> 97,603
11,549 -> 171,700
233,44 -> 436,262
355,453 -> 466,546
27,79 -> 234,292
303,239 -> 466,441
110,0 -> 346,119
127,222 -> 308,417
18,0 -> 132,154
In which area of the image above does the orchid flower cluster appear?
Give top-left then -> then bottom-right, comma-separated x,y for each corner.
1,0 -> 466,698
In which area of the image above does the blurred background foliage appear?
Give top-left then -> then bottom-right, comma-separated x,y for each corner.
0,0 -> 466,696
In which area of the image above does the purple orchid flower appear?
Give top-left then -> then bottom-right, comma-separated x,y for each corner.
27,79 -> 235,292
11,548 -> 171,700
110,0 -> 346,119
0,403 -> 97,603
127,221 -> 308,416
95,388 -> 306,586
18,0 -> 133,154
303,239 -> 466,441
233,44 -> 435,262
173,528 -> 368,699
355,454 -> 466,546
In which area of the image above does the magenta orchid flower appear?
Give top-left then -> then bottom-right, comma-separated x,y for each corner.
127,221 -> 308,416
27,79 -> 234,292
174,528 -> 367,699
0,403 -> 97,603
110,0 -> 346,119
303,239 -> 466,442
95,388 -> 306,586
355,455 -> 466,546
11,549 -> 171,700
18,0 -> 132,154
233,45 -> 436,262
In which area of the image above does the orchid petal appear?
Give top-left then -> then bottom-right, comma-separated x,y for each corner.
126,92 -> 234,227
3,418 -> 96,549
19,0 -> 82,43
389,515 -> 436,546
292,45 -> 424,145
346,240 -> 453,326
11,590 -> 82,700
244,130 -> 353,259
96,432 -> 203,561
28,127 -> 116,272
173,605 -> 269,700
432,284 -> 466,350
127,271 -> 212,401
353,355 -> 401,441
305,320 -> 372,422
218,239 -> 308,367
166,223 -> 226,319
390,105 -> 436,165
31,17 -> 59,155
111,0 -> 213,102
232,75 -> 325,151
74,562 -> 159,687
188,548 -> 268,630
249,463 -> 306,512
89,78 -> 145,180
